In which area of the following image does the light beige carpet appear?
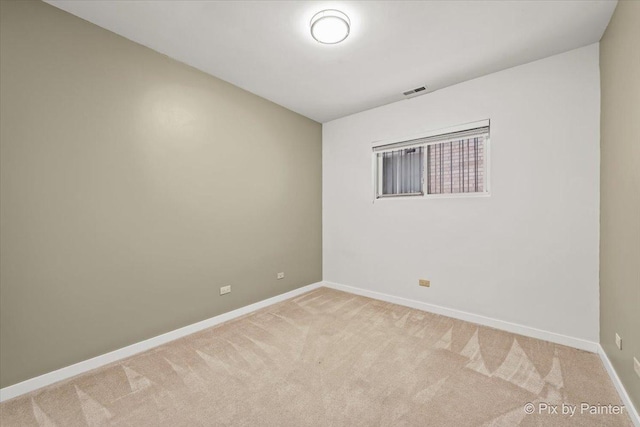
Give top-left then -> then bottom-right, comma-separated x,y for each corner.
0,287 -> 633,426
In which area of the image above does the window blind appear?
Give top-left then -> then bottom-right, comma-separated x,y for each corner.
379,147 -> 424,196
426,136 -> 485,194
372,125 -> 489,153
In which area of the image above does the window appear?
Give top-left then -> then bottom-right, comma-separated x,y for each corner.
373,121 -> 490,199
379,147 -> 424,196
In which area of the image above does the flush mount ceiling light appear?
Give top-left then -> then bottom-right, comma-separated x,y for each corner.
310,10 -> 350,44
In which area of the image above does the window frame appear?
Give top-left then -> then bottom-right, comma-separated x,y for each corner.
372,120 -> 491,201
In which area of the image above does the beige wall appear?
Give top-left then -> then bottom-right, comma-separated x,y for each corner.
0,0 -> 321,388
600,0 -> 640,411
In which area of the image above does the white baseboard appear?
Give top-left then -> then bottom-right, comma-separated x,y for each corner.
323,281 -> 600,353
597,345 -> 640,426
0,281 -> 324,403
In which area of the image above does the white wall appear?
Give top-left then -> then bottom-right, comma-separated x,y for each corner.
323,44 -> 600,342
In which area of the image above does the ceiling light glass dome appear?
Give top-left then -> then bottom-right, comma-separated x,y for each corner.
310,10 -> 350,44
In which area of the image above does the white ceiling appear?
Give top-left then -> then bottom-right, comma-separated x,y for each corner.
46,1 -> 616,123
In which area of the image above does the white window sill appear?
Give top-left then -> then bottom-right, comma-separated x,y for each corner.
374,191 -> 491,202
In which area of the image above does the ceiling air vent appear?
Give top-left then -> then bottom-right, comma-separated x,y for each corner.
403,86 -> 428,99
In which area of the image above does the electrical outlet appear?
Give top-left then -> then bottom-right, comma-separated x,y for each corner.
277,272 -> 285,279
220,285 -> 231,295
634,357 -> 640,379
615,333 -> 622,350
419,279 -> 430,287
